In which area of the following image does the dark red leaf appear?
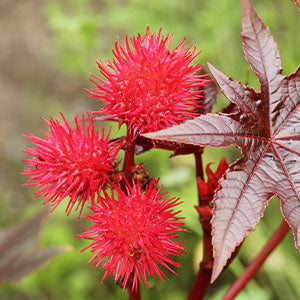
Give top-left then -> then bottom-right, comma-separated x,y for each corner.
196,69 -> 218,115
134,70 -> 216,155
219,102 -> 239,115
134,134 -> 202,156
143,0 -> 300,282
0,209 -> 67,284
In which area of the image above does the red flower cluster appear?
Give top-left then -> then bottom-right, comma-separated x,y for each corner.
197,157 -> 228,202
88,27 -> 207,137
79,180 -> 186,290
22,27 -> 202,289
195,158 -> 228,220
23,113 -> 121,215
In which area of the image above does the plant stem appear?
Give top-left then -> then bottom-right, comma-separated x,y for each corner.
121,129 -> 141,300
187,152 -> 213,300
127,273 -> 141,300
194,151 -> 204,205
127,288 -> 141,300
122,128 -> 135,185
222,220 -> 290,300
188,223 -> 213,300
135,135 -> 202,155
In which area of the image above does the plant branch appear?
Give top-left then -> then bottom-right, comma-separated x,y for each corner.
194,152 -> 204,205
121,130 -> 141,300
135,135 -> 203,155
127,273 -> 141,300
122,127 -> 135,185
222,220 -> 290,300
127,288 -> 141,300
188,220 -> 213,300
187,152 -> 213,300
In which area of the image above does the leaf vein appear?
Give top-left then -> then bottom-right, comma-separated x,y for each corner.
216,141 -> 271,255
273,101 -> 300,137
272,143 -> 300,204
274,141 -> 300,156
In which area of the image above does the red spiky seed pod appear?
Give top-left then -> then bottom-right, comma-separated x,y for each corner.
88,27 -> 208,138
23,113 -> 121,216
78,179 -> 187,290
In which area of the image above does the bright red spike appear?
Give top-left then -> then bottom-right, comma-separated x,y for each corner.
88,27 -> 208,138
78,179 -> 187,290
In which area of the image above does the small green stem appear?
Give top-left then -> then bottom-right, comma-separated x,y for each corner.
222,220 -> 290,300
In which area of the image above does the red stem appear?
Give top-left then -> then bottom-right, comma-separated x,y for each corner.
122,128 -> 135,185
188,225 -> 213,300
222,220 -> 290,300
188,152 -> 213,300
127,288 -> 141,300
194,151 -> 204,205
121,128 -> 140,300
127,273 -> 141,300
135,135 -> 202,154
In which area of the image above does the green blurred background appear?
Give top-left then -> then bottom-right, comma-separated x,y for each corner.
0,0 -> 299,299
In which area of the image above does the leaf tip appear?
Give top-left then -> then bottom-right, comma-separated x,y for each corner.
206,61 -> 213,69
211,267 -> 221,283
209,66 -> 222,86
241,0 -> 253,18
207,62 -> 216,75
210,248 -> 233,283
142,131 -> 157,140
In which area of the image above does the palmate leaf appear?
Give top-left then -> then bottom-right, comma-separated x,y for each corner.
0,209 -> 67,284
143,0 -> 300,282
196,69 -> 218,115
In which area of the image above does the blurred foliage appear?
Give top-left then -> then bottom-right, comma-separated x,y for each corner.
1,0 -> 299,299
